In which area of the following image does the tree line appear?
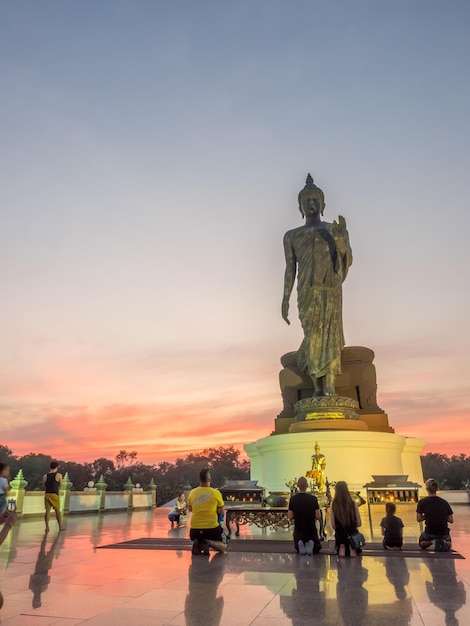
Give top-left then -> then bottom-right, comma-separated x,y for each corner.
0,444 -> 250,507
420,453 -> 470,490
1,444 -> 468,506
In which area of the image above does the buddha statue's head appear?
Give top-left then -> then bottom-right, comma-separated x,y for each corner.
314,442 -> 321,454
298,173 -> 325,218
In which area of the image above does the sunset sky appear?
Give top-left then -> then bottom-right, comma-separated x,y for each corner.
1,1 -> 469,464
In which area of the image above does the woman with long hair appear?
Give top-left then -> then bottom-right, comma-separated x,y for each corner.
330,481 -> 362,557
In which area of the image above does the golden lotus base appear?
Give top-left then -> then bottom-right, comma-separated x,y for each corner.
293,394 -> 361,426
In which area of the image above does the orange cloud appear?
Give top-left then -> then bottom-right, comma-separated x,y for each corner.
2,340 -> 469,465
1,398 -> 276,464
2,391 -> 468,465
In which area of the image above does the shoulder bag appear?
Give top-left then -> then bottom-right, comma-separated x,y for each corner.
348,530 -> 366,551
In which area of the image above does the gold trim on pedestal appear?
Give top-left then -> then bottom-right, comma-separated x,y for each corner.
295,395 -> 360,421
289,419 -> 368,432
291,394 -> 367,432
306,411 -> 346,420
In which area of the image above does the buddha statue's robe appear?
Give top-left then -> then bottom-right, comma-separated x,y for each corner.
283,221 -> 352,381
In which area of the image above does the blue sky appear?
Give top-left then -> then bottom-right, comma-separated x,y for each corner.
1,1 -> 469,461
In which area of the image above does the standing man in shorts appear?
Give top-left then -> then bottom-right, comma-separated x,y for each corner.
187,468 -> 226,555
43,462 -> 64,532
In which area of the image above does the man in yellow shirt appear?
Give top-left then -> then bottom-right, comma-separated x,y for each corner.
187,468 -> 226,555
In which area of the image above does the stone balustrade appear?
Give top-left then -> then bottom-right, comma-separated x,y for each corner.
7,470 -> 157,516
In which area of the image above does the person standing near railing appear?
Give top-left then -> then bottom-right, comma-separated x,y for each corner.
43,462 -> 64,533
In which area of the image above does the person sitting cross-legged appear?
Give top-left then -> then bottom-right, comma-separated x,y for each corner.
417,478 -> 453,552
381,502 -> 404,550
288,476 -> 322,556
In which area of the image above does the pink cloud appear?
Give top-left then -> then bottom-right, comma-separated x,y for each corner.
1,340 -> 468,465
1,398 -> 275,464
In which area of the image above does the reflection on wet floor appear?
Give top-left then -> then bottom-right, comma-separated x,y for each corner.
29,532 -> 65,608
0,507 -> 468,625
185,553 -> 226,626
385,554 -> 410,600
424,559 -> 466,626
280,556 -> 328,624
336,559 -> 369,626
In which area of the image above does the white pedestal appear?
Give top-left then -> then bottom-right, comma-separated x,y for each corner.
245,431 -> 425,495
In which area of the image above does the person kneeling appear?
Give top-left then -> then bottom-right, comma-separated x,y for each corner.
416,478 -> 453,552
288,476 -> 322,556
187,469 -> 227,555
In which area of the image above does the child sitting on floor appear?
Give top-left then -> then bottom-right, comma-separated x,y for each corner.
381,502 -> 404,550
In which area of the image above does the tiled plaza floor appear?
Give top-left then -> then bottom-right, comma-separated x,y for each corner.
0,504 -> 469,625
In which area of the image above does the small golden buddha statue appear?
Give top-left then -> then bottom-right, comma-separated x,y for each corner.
308,442 -> 326,493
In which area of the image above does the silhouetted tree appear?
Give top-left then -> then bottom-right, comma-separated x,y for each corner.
0,444 -> 15,460
421,453 -> 470,489
0,444 -> 250,501
60,461 -> 93,490
91,458 -> 115,478
115,450 -> 138,469
16,453 -> 53,490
